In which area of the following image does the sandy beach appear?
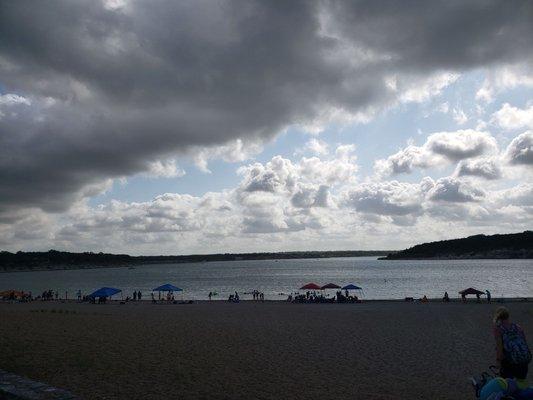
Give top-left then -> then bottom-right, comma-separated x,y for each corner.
1,300 -> 531,400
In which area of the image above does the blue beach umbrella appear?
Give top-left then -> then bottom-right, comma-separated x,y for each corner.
88,287 -> 121,298
342,284 -> 362,290
153,284 -> 183,301
152,284 -> 183,292
342,284 -> 364,298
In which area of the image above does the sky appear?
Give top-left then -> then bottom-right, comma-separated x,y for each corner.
1,0 -> 532,255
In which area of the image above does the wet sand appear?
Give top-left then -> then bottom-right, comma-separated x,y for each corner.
0,300 -> 531,399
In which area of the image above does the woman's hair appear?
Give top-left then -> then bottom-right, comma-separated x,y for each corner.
493,307 -> 509,323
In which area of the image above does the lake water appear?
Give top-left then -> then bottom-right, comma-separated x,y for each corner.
1,257 -> 532,300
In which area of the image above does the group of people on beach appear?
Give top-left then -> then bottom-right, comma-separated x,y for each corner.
460,289 -> 491,303
440,289 -> 492,303
251,290 -> 265,301
0,290 -> 33,301
207,290 -> 265,302
290,289 -> 360,303
2,289 -> 79,302
227,291 -> 240,302
39,290 -> 58,300
123,290 -> 143,301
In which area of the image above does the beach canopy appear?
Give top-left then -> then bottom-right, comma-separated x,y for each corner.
342,284 -> 362,290
300,283 -> 322,290
459,287 -> 484,296
0,290 -> 24,298
88,287 -> 121,298
153,284 -> 183,292
321,283 -> 341,289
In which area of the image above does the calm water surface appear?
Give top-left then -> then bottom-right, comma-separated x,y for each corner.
1,257 -> 531,300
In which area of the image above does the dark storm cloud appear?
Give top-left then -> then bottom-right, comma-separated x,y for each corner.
1,0 -> 532,213
325,0 -> 533,71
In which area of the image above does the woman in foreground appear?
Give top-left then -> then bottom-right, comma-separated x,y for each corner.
494,307 -> 531,380
479,307 -> 532,399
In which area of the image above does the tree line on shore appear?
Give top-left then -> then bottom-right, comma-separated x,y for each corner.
3,230 -> 530,271
0,249 -> 391,271
382,231 -> 533,260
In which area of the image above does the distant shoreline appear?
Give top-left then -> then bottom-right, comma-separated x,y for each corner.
378,255 -> 533,260
4,230 -> 532,271
2,253 -> 532,273
380,231 -> 533,260
0,251 -> 390,273
0,264 -> 133,274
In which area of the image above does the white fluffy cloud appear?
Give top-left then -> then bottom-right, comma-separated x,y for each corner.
299,138 -> 329,156
341,176 -> 486,227
494,184 -> 533,208
492,103 -> 533,130
0,93 -> 31,119
239,145 -> 358,195
398,72 -> 460,103
427,177 -> 485,203
454,158 -> 502,180
2,168 -> 531,254
374,145 -> 437,175
427,130 -> 498,160
145,160 -> 186,179
0,93 -> 31,107
341,181 -> 425,217
505,131 -> 533,165
2,120 -> 533,253
236,146 -> 357,234
375,130 -> 498,176
452,108 -> 468,125
476,64 -> 533,103
191,139 -> 264,173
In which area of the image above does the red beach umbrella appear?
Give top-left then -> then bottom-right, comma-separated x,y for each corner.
300,283 -> 322,290
321,283 -> 341,289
